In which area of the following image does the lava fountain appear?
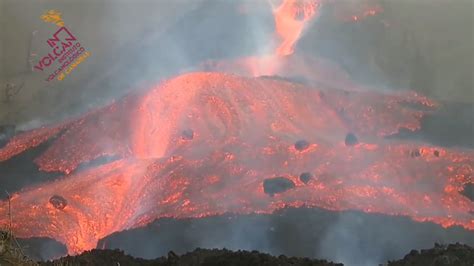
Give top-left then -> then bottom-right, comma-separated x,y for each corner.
219,0 -> 321,77
0,72 -> 472,254
272,0 -> 321,56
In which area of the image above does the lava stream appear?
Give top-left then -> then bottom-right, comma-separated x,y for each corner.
0,72 -> 472,254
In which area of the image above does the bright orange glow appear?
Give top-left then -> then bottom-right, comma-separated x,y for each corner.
0,72 -> 472,254
272,0 -> 320,56
221,0 -> 383,78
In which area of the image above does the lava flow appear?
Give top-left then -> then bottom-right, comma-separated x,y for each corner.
0,72 -> 472,254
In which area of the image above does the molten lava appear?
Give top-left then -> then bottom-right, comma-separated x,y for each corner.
0,72 -> 472,254
272,0 -> 321,56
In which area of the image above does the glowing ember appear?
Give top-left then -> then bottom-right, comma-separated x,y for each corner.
0,72 -> 472,254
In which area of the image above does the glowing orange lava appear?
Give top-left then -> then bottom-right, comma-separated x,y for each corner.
272,0 -> 321,56
0,72 -> 472,254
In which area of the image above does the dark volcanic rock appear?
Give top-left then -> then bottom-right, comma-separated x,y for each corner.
461,183 -> 474,202
384,103 -> 474,148
182,129 -> 194,140
263,177 -> 295,196
40,249 -> 156,266
40,244 -> 474,266
49,195 -> 68,210
388,243 -> 474,266
98,208 -> 474,265
165,248 -> 342,266
294,140 -> 310,151
17,237 -> 67,262
0,131 -> 64,194
344,133 -> 358,146
299,172 -> 312,184
41,248 -> 342,266
410,149 -> 421,158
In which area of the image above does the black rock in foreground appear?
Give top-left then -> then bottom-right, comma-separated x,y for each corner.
263,177 -> 296,196
40,248 -> 342,266
388,243 -> 474,266
39,244 -> 474,266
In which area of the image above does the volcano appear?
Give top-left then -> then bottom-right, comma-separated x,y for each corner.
0,72 -> 473,254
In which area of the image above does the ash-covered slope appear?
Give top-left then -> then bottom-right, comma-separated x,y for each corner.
0,72 -> 472,254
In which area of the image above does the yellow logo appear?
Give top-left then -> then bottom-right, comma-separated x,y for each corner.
41,10 -> 65,27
